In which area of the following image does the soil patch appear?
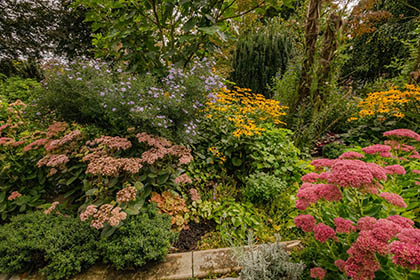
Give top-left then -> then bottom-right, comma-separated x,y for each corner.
172,220 -> 216,252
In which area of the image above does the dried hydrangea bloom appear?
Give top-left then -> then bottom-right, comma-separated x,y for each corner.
379,192 -> 407,208
116,186 -> 137,203
8,191 -> 22,200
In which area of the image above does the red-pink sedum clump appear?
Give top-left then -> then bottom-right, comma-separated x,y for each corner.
362,144 -> 391,155
313,223 -> 336,243
86,136 -> 132,151
379,192 -> 407,208
301,172 -> 320,183
334,217 -> 356,234
174,173 -> 192,184
383,129 -> 420,141
310,267 -> 326,279
385,164 -> 406,175
294,214 -> 316,232
339,151 -> 364,159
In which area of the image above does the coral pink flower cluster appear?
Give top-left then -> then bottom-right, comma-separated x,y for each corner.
137,132 -> 193,166
44,201 -> 59,215
80,204 -> 127,229
116,186 -> 137,203
7,191 -> 22,200
175,173 -> 193,185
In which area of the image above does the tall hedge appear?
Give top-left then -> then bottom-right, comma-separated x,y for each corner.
231,19 -> 293,97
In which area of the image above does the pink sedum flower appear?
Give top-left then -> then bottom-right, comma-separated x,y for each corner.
316,184 -> 342,202
313,223 -> 336,243
301,172 -> 320,183
294,214 -> 316,232
385,165 -> 406,175
379,192 -> 407,208
339,151 -> 364,159
311,158 -> 334,168
310,267 -> 326,279
334,259 -> 346,272
387,215 -> 415,229
357,216 -> 377,231
362,144 -> 391,155
383,129 -> 420,141
44,201 -> 59,215
334,217 -> 356,234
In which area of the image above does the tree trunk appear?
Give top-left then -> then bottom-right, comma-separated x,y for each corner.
292,0 -> 322,114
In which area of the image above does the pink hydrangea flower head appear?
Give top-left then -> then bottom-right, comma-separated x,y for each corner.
294,214 -> 316,232
313,223 -> 336,243
379,192 -> 407,208
384,129 -> 420,141
339,151 -> 364,159
334,217 -> 356,234
8,191 -> 22,200
301,172 -> 320,183
362,144 -> 391,155
385,165 -> 406,175
310,267 -> 326,279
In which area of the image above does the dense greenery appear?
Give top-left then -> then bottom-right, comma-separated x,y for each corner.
0,212 -> 99,280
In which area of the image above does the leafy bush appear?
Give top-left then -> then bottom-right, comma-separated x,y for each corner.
0,76 -> 40,102
234,236 -> 305,280
98,204 -> 176,270
321,142 -> 346,159
0,211 -> 99,280
35,59 -> 223,142
243,172 -> 287,204
294,129 -> 420,279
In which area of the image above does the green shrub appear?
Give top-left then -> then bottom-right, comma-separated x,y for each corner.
321,142 -> 346,159
0,211 -> 99,280
0,76 -> 40,103
231,18 -> 294,97
98,204 -> 176,270
243,172 -> 287,204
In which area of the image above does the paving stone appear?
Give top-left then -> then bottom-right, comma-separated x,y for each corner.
193,247 -> 240,278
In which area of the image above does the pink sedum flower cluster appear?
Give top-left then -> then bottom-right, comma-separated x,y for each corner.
379,192 -> 407,208
116,186 -> 137,203
383,129 -> 420,141
44,201 -> 59,215
310,267 -> 326,279
80,204 -> 127,229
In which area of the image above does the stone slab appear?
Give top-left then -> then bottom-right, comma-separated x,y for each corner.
193,247 -> 240,278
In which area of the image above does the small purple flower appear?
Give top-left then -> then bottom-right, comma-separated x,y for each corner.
121,88 -> 126,92
36,112 -> 41,116
117,69 -> 122,73
104,104 -> 107,108
112,108 -> 116,112
100,92 -> 105,96
76,77 -> 82,81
